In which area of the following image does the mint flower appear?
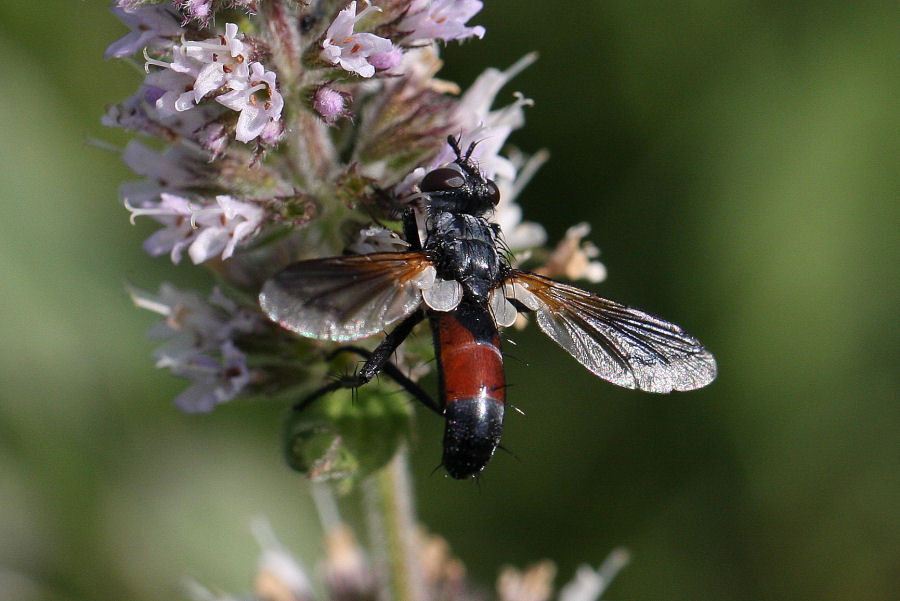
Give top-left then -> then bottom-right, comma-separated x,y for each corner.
215,62 -> 284,143
126,193 -> 265,264
184,505 -> 628,601
106,0 -> 606,481
400,0 -> 487,44
105,5 -> 182,59
125,192 -> 195,262
191,195 -> 266,261
321,1 -> 396,78
129,283 -> 263,412
100,5 -> 691,600
140,20 -> 284,144
180,22 -> 249,101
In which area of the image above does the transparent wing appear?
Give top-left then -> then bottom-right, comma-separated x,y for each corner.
508,271 -> 717,392
259,252 -> 435,341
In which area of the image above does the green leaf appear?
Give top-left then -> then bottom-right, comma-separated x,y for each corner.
283,384 -> 412,492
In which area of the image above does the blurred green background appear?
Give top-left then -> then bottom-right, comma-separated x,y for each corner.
1,1 -> 897,600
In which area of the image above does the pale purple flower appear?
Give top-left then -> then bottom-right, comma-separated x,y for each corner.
146,67 -> 198,118
399,0 -> 486,44
106,81 -> 225,144
119,141 -> 210,205
493,193 -> 547,252
178,0 -> 257,26
102,86 -> 169,138
491,146 -> 549,252
216,62 -> 284,143
369,47 -> 404,72
180,23 -> 250,101
125,192 -> 197,263
171,341 -> 251,413
188,195 -> 265,263
105,6 -> 183,59
126,192 -> 264,265
130,283 -> 261,413
347,226 -> 411,254
258,118 -> 285,146
139,22 -> 282,144
321,1 -> 396,78
196,120 -> 231,157
394,54 -> 545,255
444,53 -> 538,180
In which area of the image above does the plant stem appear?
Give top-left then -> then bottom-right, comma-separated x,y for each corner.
363,444 -> 426,601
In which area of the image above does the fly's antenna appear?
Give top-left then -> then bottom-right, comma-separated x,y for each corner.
447,134 -> 463,160
447,134 -> 479,165
464,141 -> 478,163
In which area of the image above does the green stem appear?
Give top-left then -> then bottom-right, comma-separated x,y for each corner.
363,445 -> 425,601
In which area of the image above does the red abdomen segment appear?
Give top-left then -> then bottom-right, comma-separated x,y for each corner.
431,301 -> 505,479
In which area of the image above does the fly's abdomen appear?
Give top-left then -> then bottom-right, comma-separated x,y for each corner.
432,303 -> 505,479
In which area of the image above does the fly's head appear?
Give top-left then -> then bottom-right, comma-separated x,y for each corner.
419,137 -> 500,217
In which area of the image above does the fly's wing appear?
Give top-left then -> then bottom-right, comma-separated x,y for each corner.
259,252 -> 436,341
507,271 -> 717,392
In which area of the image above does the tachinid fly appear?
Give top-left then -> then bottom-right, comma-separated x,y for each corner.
259,137 -> 717,479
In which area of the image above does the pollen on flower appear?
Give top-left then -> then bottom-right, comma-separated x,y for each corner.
216,62 -> 284,143
321,1 -> 396,78
137,21 -> 283,145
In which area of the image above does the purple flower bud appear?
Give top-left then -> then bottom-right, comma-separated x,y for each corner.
181,0 -> 214,25
313,87 -> 346,121
369,47 -> 403,72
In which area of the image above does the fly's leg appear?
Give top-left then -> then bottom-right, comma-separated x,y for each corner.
330,345 -> 442,416
293,309 -> 443,416
401,208 -> 421,251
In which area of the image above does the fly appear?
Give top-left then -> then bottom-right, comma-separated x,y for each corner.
259,136 -> 717,479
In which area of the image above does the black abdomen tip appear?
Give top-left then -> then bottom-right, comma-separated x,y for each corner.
442,396 -> 505,479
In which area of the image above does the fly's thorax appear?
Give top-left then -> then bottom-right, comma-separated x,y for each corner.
424,211 -> 504,301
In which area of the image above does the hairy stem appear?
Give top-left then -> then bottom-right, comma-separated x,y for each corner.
363,445 -> 426,601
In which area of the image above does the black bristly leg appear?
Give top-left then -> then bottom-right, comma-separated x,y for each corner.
333,346 -> 443,416
293,309 -> 442,415
353,308 -> 425,382
401,208 -> 421,250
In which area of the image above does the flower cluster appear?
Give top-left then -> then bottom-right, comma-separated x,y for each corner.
106,0 -> 605,474
185,496 -> 629,601
105,3 -> 627,597
128,282 -> 264,412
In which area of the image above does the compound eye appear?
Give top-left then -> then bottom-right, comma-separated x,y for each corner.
420,168 -> 466,193
485,179 -> 500,206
